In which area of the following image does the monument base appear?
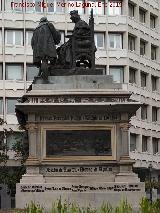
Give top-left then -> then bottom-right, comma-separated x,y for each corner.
16,180 -> 145,211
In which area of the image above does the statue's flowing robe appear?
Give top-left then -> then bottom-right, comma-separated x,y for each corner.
57,19 -> 91,67
31,21 -> 61,66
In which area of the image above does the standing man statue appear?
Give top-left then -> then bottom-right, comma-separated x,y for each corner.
31,17 -> 61,80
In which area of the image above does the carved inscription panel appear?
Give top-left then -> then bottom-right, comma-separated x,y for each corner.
37,113 -> 121,122
40,165 -> 116,176
20,183 -> 143,193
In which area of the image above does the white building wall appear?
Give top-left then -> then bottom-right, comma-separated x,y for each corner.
0,0 -> 159,178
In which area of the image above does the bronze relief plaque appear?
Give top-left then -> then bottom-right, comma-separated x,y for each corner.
46,130 -> 111,157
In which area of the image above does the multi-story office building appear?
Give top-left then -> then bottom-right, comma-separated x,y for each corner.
0,0 -> 160,206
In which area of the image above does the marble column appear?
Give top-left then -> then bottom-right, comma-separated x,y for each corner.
20,123 -> 45,183
115,123 -> 140,182
26,123 -> 39,165
120,123 -> 131,158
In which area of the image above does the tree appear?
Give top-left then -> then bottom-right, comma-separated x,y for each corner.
0,117 -> 28,197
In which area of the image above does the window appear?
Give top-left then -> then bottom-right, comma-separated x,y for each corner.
152,107 -> 158,122
108,1 -> 122,15
128,2 -> 134,17
5,30 -> 23,46
0,30 -> 2,46
0,64 -> 2,80
26,31 -> 33,46
87,0 -> 105,15
109,66 -> 124,83
6,64 -> 23,80
6,132 -> 23,150
0,98 -> 3,115
140,40 -> 146,56
141,105 -> 147,120
67,0 -> 84,14
141,72 -> 147,87
139,8 -> 145,23
6,98 -> 17,114
142,136 -> 148,152
26,64 -> 39,81
152,76 -> 157,91
153,138 -> 159,154
151,45 -> 157,60
47,0 -> 54,13
96,65 -> 106,74
5,0 -> 23,12
25,0 -> 44,12
150,14 -> 156,29
94,33 -> 105,49
109,33 -> 122,49
48,0 -> 64,13
128,35 -> 135,51
129,67 -> 136,83
130,133 -> 137,151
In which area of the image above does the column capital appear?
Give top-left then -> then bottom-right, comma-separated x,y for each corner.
120,123 -> 131,131
26,123 -> 38,131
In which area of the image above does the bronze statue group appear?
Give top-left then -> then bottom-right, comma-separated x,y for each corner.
31,10 -> 96,80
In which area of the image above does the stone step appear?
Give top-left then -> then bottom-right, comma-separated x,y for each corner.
48,75 -> 114,84
32,83 -> 122,90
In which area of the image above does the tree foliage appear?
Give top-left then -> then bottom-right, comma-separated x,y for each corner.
0,117 -> 28,196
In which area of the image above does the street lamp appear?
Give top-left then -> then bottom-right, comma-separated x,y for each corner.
148,163 -> 153,203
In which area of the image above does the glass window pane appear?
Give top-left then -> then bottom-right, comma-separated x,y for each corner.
26,65 -> 39,81
87,0 -> 104,15
7,98 -> 17,114
109,34 -> 114,48
15,31 -> 23,45
67,0 -> 83,14
26,31 -> 33,45
141,105 -> 147,120
130,133 -> 136,151
97,33 -> 104,48
0,30 -> 2,46
56,0 -> 64,12
109,34 -> 122,49
26,0 -> 35,12
108,1 -> 121,15
0,64 -> 2,80
14,0 -> 23,11
35,0 -> 42,12
152,76 -> 157,91
153,138 -> 158,154
129,3 -> 134,17
150,15 -> 156,29
142,136 -> 148,152
6,31 -> 13,45
5,0 -> 12,11
6,65 -> 23,80
47,0 -> 54,12
109,67 -> 123,83
0,98 -> 3,114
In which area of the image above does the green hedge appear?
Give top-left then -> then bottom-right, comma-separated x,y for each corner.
15,197 -> 160,213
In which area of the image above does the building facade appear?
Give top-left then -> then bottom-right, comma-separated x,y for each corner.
0,0 -> 160,206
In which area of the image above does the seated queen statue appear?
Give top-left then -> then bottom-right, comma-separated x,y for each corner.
56,10 -> 96,69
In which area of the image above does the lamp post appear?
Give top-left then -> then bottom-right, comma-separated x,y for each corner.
148,163 -> 153,203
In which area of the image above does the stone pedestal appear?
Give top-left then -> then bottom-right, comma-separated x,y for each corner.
15,75 -> 144,210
